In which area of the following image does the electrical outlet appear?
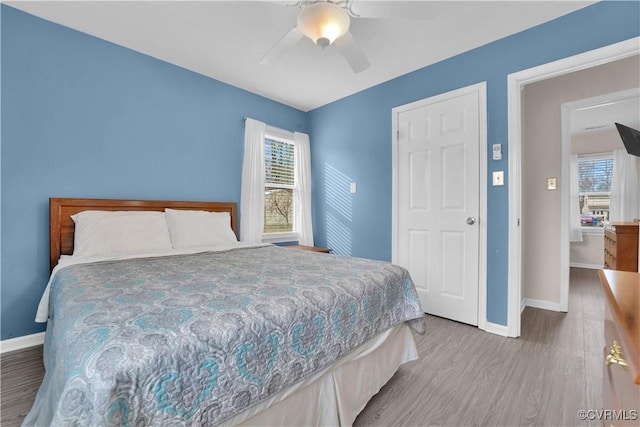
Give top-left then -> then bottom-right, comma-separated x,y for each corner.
492,171 -> 504,186
547,178 -> 557,190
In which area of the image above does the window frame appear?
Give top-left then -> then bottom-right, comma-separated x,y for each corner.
577,152 -> 613,234
262,126 -> 299,243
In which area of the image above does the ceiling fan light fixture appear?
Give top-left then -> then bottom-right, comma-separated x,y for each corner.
297,2 -> 350,48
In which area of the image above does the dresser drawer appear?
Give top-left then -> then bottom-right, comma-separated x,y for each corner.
604,229 -> 617,250
603,223 -> 639,272
603,303 -> 640,426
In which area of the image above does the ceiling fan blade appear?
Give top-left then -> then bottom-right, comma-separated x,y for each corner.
260,27 -> 304,65
333,31 -> 370,73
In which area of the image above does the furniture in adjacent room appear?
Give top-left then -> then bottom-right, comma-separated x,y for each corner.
598,269 -> 639,427
604,222 -> 639,272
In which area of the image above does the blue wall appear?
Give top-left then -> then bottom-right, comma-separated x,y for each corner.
0,5 -> 307,340
2,2 -> 639,340
307,1 -> 640,325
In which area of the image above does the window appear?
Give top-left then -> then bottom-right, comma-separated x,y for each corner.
577,153 -> 613,227
264,134 -> 296,236
241,119 -> 312,244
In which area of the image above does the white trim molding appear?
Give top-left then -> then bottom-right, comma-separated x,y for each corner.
262,232 -> 299,244
392,82 -> 488,331
569,262 -> 603,270
523,298 -> 564,313
581,227 -> 605,236
0,332 -> 45,354
484,322 -> 509,337
507,36 -> 640,339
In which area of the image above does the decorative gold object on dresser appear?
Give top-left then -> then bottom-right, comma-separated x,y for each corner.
598,269 -> 639,427
604,222 -> 639,272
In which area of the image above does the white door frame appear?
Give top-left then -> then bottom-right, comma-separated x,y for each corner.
507,37 -> 640,338
392,82 -> 488,331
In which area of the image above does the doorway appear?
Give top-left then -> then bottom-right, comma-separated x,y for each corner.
563,89 -> 640,283
507,37 -> 640,337
392,82 -> 487,328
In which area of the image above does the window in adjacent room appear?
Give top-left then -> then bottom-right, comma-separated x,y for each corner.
263,132 -> 296,237
578,153 -> 613,227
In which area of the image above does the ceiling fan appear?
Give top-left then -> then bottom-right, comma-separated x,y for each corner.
261,0 -> 430,74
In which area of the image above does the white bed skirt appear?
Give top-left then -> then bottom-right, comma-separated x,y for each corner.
224,323 -> 419,426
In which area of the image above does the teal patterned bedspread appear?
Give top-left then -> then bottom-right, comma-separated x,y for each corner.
24,245 -> 425,426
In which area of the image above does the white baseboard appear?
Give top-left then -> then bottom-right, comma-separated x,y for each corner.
0,332 -> 45,354
569,262 -> 603,270
524,298 -> 565,312
477,316 -> 487,331
483,321 -> 509,337
521,299 -> 526,314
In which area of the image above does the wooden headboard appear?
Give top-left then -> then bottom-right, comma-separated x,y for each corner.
49,198 -> 237,271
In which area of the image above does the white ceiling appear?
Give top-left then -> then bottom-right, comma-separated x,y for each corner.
571,94 -> 640,136
5,0 -> 595,112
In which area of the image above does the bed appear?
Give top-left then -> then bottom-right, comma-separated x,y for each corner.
24,198 -> 425,426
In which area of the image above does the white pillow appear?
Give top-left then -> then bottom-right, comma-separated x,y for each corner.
165,208 -> 237,249
71,210 -> 173,257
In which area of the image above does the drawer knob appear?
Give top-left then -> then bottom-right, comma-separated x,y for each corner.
605,341 -> 628,367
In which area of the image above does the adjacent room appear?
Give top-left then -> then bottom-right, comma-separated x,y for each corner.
2,1 -> 639,426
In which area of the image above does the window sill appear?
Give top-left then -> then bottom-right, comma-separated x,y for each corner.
262,232 -> 299,244
581,227 -> 604,236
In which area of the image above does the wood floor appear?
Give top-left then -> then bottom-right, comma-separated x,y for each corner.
1,268 -> 604,426
354,267 -> 605,427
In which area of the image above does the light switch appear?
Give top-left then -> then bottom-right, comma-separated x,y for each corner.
492,171 -> 504,186
350,182 -> 357,194
547,177 -> 557,190
492,144 -> 502,161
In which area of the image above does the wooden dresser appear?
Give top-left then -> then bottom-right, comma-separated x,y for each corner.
598,269 -> 639,426
604,222 -> 639,272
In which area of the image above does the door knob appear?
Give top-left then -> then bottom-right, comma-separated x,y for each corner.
466,217 -> 476,225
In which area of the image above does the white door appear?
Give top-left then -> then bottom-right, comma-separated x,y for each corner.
393,85 -> 483,326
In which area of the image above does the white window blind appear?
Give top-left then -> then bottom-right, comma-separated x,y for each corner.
265,138 -> 295,187
578,157 -> 613,193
